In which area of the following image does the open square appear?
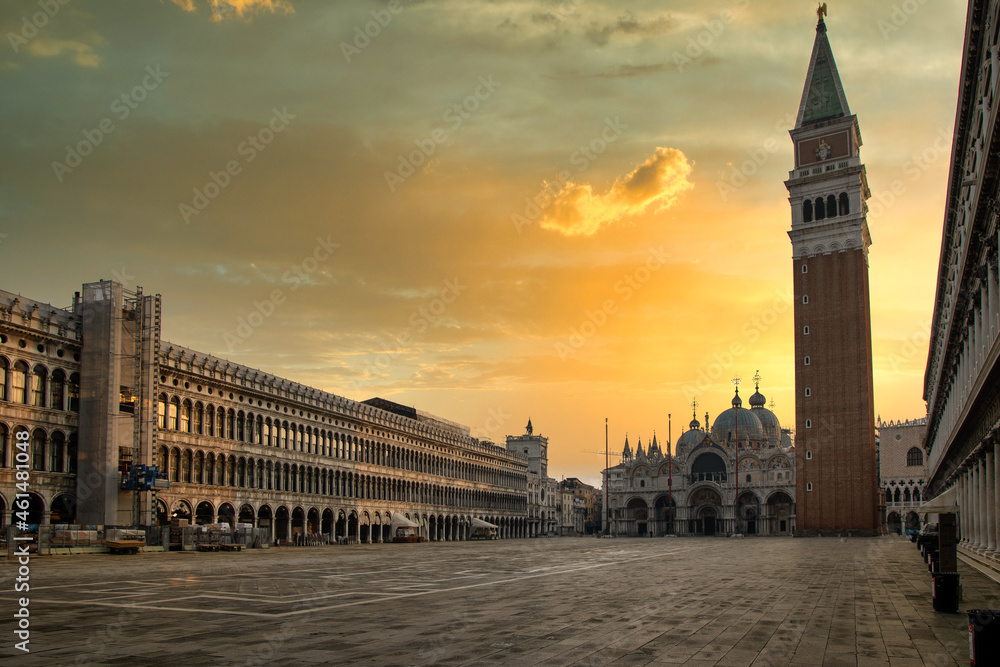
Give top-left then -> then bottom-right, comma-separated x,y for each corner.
4,536 -> 1000,665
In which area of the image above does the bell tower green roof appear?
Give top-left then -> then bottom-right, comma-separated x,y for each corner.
796,18 -> 851,128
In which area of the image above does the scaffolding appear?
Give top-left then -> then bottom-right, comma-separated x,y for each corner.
119,287 -> 166,528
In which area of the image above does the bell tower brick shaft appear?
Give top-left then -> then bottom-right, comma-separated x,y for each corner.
785,15 -> 879,535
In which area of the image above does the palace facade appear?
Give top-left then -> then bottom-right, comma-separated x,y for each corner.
0,280 -> 529,544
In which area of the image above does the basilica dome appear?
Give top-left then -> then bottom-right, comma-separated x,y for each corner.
710,389 -> 765,443
747,384 -> 781,444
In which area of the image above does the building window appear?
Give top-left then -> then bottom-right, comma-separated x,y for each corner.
0,357 -> 6,401
50,369 -> 65,410
803,200 -> 813,222
804,356 -> 811,366
12,361 -> 28,404
839,192 -> 849,215
906,447 -> 923,467
806,420 -> 812,429
802,295 -> 809,304
746,474 -> 751,483
805,387 -> 811,397
826,194 -> 837,218
803,325 -> 810,335
802,264 -> 808,274
50,431 -> 65,473
806,482 -> 813,491
806,449 -> 812,459
31,366 -> 46,407
31,429 -> 45,471
68,373 -> 80,412
815,197 -> 826,220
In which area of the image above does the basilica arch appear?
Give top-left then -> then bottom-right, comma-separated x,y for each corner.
624,497 -> 649,536
688,487 -> 722,536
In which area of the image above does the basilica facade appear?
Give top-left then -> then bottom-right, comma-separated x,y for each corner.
606,383 -> 795,537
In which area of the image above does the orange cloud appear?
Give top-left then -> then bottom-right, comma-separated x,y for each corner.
540,147 -> 694,237
171,0 -> 293,22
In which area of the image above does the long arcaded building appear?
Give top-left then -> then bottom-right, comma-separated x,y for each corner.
923,0 -> 1000,557
0,280 -> 529,543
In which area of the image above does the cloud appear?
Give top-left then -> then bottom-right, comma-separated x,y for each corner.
586,13 -> 677,46
591,63 -> 668,79
539,147 -> 694,237
25,37 -> 102,68
171,0 -> 294,22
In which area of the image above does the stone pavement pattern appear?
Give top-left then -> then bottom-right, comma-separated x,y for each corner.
2,536 -> 998,666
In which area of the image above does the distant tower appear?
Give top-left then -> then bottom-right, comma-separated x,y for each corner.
784,10 -> 879,535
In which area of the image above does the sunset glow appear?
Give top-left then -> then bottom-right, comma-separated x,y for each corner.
0,0 -> 967,486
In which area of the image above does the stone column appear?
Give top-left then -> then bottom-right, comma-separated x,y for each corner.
959,473 -> 968,544
966,465 -> 975,548
995,441 -> 1000,559
987,447 -> 997,556
978,457 -> 987,552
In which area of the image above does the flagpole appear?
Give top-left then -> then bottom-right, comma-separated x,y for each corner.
604,417 -> 609,536
668,413 -> 673,535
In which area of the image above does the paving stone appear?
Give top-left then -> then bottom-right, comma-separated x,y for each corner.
0,536 -> 995,665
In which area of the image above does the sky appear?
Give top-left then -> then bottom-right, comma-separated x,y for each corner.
0,0 -> 968,487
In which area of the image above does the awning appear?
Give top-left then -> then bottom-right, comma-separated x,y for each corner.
390,514 -> 419,528
918,485 -> 959,514
471,517 -> 498,529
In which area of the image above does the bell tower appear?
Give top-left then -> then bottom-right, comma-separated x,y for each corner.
785,9 -> 879,535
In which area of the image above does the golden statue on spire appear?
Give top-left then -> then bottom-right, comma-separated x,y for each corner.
817,3 -> 828,20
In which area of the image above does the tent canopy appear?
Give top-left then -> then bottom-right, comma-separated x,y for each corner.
471,517 -> 497,529
390,514 -> 419,528
918,485 -> 959,514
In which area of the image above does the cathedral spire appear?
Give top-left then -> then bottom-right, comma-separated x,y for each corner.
795,10 -> 851,129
